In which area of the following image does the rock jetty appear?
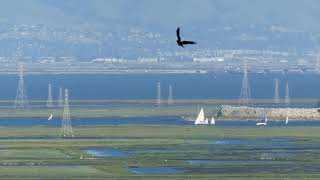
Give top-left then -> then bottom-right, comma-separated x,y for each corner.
218,105 -> 320,121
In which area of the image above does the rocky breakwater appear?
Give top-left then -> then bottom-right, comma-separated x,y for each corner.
218,105 -> 320,121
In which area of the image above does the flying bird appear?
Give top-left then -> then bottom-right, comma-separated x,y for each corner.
176,27 -> 196,48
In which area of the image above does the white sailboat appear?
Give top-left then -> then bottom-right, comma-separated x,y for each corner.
48,114 -> 53,121
285,82 -> 290,125
285,108 -> 289,125
210,117 -> 216,125
194,108 -> 208,125
256,117 -> 268,126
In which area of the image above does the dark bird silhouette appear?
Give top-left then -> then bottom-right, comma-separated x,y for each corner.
176,27 -> 196,48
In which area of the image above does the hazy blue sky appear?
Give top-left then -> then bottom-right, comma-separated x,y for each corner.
0,0 -> 319,31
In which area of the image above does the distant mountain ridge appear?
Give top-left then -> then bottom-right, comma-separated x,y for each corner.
0,0 -> 319,32
0,0 -> 318,59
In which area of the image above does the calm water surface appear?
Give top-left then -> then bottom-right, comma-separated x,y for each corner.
1,73 -> 320,100
1,116 -> 320,126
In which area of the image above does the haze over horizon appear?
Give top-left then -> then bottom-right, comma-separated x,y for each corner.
0,0 -> 318,59
0,0 -> 319,31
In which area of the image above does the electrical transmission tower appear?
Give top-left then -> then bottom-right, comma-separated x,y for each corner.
168,84 -> 173,105
46,83 -> 53,107
14,64 -> 28,109
239,61 -> 251,106
274,78 -> 280,104
285,82 -> 290,105
58,87 -> 63,107
156,81 -> 161,106
316,54 -> 320,74
60,89 -> 74,137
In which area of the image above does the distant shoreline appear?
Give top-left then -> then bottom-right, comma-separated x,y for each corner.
0,61 -> 317,75
182,116 -> 320,122
0,102 -> 317,120
0,98 -> 318,106
218,105 -> 320,121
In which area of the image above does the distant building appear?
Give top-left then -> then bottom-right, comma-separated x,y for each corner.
91,58 -> 127,63
137,58 -> 159,63
193,57 -> 224,63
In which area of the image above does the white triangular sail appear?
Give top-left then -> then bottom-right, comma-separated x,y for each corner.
264,117 -> 268,124
48,114 -> 53,121
285,108 -> 289,125
195,108 -> 208,125
211,117 -> 216,125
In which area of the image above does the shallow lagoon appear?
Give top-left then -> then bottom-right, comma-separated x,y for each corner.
85,148 -> 129,157
128,167 -> 185,174
2,117 -> 320,126
3,73 -> 320,100
184,159 -> 290,165
211,138 -> 291,145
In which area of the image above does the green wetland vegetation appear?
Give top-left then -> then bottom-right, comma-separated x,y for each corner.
0,125 -> 320,179
0,105 -> 211,118
0,99 -> 316,121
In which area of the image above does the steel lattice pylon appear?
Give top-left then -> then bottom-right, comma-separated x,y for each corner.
60,89 -> 74,137
274,78 -> 280,104
46,83 -> 53,108
239,61 -> 251,106
156,81 -> 161,106
316,55 -> 320,74
58,87 -> 63,107
168,84 -> 173,105
285,82 -> 290,105
14,64 -> 28,109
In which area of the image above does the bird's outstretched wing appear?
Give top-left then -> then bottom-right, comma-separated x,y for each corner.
176,27 -> 181,41
181,41 -> 196,45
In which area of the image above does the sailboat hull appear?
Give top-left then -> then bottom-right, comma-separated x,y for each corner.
195,121 -> 208,125
256,122 -> 267,126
